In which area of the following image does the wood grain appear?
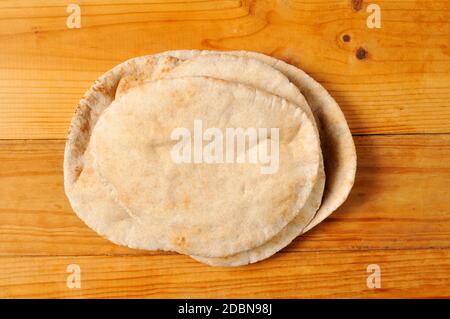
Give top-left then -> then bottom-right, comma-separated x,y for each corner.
1,0 -> 450,139
1,135 -> 449,256
0,249 -> 449,298
1,0 -> 449,298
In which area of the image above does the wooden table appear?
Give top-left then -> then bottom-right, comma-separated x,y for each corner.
1,0 -> 449,298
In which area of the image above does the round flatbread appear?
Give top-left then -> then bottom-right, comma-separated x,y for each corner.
154,53 -> 325,265
90,77 -> 320,257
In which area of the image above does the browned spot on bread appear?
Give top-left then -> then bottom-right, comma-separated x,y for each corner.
116,75 -> 146,98
79,118 -> 91,135
162,56 -> 179,66
74,166 -> 83,178
172,235 -> 187,248
182,195 -> 191,208
165,201 -> 176,210
91,81 -> 109,96
118,78 -> 130,92
145,58 -> 156,68
167,85 -> 196,107
160,67 -> 172,74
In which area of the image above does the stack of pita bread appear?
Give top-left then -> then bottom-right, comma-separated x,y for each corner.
64,50 -> 356,266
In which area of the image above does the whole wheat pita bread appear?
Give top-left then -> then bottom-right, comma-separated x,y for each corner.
152,53 -> 325,265
159,50 -> 356,233
90,77 -> 320,257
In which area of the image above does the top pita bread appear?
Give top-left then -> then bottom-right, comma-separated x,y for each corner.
91,77 -> 321,257
89,53 -> 326,265
157,54 -> 326,265
113,53 -> 327,265
67,68 -> 321,258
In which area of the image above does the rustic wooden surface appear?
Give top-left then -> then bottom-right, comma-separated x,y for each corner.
0,0 -> 449,298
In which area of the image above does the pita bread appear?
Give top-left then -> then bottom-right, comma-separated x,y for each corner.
159,50 -> 356,233
154,53 -> 325,265
90,77 -> 320,257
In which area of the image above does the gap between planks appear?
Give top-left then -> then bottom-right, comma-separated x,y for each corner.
2,132 -> 450,142
1,247 -> 450,259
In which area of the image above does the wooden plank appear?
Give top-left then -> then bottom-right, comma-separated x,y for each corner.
1,135 -> 449,256
1,0 -> 450,139
0,249 -> 449,298
0,140 -> 138,256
